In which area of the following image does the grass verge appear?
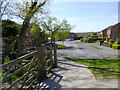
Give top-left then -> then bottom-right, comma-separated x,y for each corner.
74,41 -> 85,44
63,57 -> 119,80
89,45 -> 102,49
57,44 -> 65,48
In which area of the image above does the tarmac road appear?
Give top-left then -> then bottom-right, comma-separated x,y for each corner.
56,41 -> 119,59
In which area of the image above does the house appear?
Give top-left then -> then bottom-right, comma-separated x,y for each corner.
107,22 -> 120,41
100,28 -> 108,37
68,33 -> 76,39
100,22 -> 120,42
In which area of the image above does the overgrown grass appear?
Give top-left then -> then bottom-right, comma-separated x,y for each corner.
74,41 -> 85,44
57,44 -> 65,47
89,45 -> 102,49
63,57 -> 119,80
114,55 -> 120,58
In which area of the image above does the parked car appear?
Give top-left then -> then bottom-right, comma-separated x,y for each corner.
44,42 -> 56,46
69,39 -> 74,41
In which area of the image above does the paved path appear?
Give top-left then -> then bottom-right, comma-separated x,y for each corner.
36,58 -> 118,88
35,41 -> 119,88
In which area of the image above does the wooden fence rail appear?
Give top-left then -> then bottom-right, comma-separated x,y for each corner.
0,44 -> 57,89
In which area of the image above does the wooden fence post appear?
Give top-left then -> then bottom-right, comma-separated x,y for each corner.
53,44 -> 57,68
37,44 -> 47,81
16,36 -> 21,57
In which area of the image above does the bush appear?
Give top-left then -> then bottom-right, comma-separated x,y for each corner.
114,41 -> 120,44
112,44 -> 120,49
116,34 -> 120,44
3,56 -> 10,63
88,37 -> 106,43
84,38 -> 88,43
80,38 -> 83,42
2,19 -> 20,37
109,39 -> 115,43
109,43 -> 113,48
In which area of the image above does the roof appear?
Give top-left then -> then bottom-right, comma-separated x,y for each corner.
25,32 -> 30,37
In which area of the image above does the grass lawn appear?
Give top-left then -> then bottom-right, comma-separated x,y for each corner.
74,41 -> 85,44
89,45 -> 102,49
114,55 -> 120,58
63,57 -> 119,80
57,44 -> 66,47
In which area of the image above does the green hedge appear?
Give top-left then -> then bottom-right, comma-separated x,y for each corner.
112,44 -> 120,49
88,37 -> 106,43
80,38 -> 83,42
109,43 -> 113,48
114,41 -> 120,44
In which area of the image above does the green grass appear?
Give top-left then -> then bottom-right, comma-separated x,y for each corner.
57,44 -> 65,47
0,72 -> 2,79
114,55 -> 120,58
63,57 -> 119,80
74,41 -> 85,44
89,45 -> 102,49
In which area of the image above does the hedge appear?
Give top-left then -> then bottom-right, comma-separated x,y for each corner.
109,43 -> 113,48
112,44 -> 120,49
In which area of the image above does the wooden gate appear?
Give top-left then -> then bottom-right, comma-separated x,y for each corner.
0,44 -> 57,89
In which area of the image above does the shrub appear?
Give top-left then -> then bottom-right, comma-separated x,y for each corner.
116,34 -> 120,44
112,44 -> 120,49
114,42 -> 120,44
109,43 -> 113,48
2,19 -> 20,37
80,38 -> 83,42
88,37 -> 106,43
3,56 -> 10,63
84,38 -> 88,43
8,75 -> 18,81
109,39 -> 115,43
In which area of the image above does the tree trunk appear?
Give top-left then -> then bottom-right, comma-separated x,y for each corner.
14,1 -> 47,51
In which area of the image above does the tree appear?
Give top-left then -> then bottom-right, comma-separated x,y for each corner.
2,19 -> 20,37
40,17 -> 72,43
55,31 -> 70,42
30,24 -> 42,39
2,0 -> 49,51
0,0 -> 12,20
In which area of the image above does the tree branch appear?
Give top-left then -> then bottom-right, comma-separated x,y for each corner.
0,0 -> 11,19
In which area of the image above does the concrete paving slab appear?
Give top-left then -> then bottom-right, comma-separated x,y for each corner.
38,58 -> 118,88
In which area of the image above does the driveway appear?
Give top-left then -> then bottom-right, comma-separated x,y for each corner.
56,41 -> 119,59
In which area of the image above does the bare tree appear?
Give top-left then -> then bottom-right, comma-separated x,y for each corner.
0,0 -> 12,20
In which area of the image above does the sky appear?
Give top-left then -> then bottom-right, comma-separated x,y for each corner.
49,1 -> 118,33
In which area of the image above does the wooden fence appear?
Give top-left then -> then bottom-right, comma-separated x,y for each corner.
0,44 -> 57,89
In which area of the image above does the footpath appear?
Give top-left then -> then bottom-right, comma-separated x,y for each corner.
36,58 -> 118,88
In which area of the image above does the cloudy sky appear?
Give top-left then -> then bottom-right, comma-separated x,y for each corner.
49,1 -> 118,33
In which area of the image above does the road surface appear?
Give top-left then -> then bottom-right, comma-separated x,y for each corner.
57,41 -> 119,59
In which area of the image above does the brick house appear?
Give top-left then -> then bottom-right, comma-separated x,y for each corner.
101,22 -> 120,41
107,23 -> 120,40
101,28 -> 108,37
107,22 -> 120,41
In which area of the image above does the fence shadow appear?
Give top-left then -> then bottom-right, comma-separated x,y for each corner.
34,72 -> 63,88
